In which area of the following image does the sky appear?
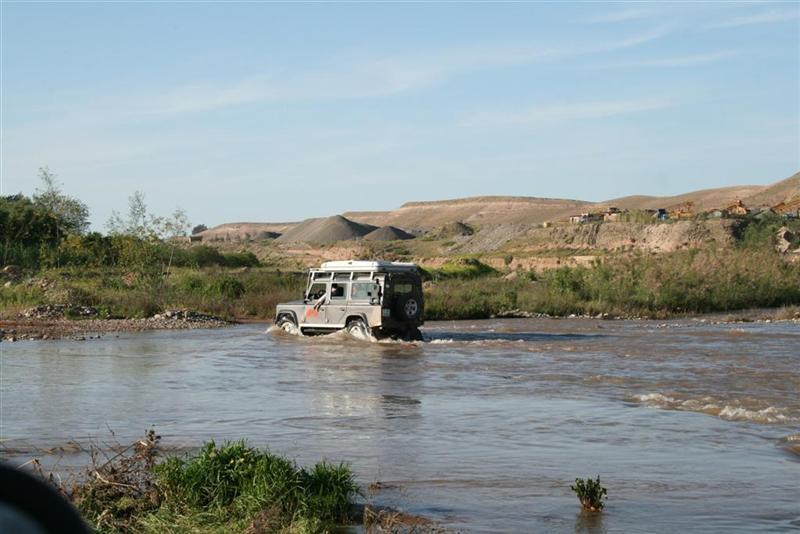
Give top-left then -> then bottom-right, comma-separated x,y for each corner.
2,2 -> 799,230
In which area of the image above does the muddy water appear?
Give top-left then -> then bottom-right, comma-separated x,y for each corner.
2,318 -> 799,532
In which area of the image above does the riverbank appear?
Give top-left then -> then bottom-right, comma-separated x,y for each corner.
3,305 -> 798,342
1,308 -> 229,341
16,431 -> 439,534
2,243 -> 800,337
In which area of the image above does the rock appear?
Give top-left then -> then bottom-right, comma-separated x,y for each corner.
19,304 -> 99,319
3,281 -> 11,288
776,227 -> 795,254
503,271 -> 519,281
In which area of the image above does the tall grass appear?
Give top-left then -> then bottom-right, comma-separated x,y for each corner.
424,248 -> 800,319
5,235 -> 800,321
0,267 -> 306,320
152,441 -> 357,531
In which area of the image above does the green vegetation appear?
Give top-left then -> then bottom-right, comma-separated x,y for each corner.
0,267 -> 305,320
3,167 -> 799,322
60,432 -> 358,533
424,246 -> 800,320
423,257 -> 498,280
571,476 -> 608,512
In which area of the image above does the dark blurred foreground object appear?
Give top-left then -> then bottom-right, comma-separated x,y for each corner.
0,464 -> 89,534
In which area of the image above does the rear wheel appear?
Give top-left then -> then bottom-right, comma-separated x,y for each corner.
345,318 -> 372,340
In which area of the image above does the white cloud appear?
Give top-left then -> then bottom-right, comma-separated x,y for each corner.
464,97 -> 675,127
708,8 -> 799,29
606,50 -> 738,68
8,27 -> 671,126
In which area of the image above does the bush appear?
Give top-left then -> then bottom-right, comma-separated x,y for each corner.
423,258 -> 497,280
44,433 -> 358,533
206,277 -> 246,300
571,476 -> 608,512
154,441 -> 357,529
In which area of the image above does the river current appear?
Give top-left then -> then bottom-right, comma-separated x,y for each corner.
2,318 -> 798,532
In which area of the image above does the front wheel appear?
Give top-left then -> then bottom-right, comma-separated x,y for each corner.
276,315 -> 299,335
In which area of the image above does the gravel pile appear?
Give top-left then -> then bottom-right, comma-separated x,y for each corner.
276,215 -> 376,243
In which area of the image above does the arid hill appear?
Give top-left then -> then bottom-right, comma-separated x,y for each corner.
345,172 -> 799,228
345,196 -> 590,229
199,171 -> 799,243
739,172 -> 799,207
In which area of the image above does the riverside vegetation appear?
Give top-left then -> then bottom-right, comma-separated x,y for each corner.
2,168 -> 800,323
37,430 -> 360,533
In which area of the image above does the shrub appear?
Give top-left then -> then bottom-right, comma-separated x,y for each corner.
424,258 -> 497,280
571,476 -> 607,512
42,434 -> 358,533
154,440 -> 357,528
207,277 -> 246,300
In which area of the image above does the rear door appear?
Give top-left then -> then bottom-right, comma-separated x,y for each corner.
386,275 -> 423,323
325,275 -> 350,327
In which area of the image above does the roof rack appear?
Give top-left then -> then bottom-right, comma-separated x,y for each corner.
317,260 -> 418,273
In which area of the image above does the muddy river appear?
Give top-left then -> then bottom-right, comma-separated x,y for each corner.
2,318 -> 799,532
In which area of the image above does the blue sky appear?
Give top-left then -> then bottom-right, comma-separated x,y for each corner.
2,2 -> 799,230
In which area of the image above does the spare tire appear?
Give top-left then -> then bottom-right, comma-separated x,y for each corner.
395,295 -> 421,321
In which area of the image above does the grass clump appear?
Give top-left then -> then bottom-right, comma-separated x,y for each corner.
423,258 -> 497,280
54,433 -> 358,533
571,476 -> 607,512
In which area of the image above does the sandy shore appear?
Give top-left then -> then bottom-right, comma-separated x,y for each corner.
0,313 -> 231,342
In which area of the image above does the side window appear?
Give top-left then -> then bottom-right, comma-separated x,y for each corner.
330,283 -> 347,300
351,282 -> 380,303
306,282 -> 327,301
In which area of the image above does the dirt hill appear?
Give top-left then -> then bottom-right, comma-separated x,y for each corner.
276,215 -> 377,243
198,222 -> 295,242
740,172 -> 800,207
345,196 -> 590,229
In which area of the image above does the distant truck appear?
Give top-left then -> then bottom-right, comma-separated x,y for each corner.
274,260 -> 424,340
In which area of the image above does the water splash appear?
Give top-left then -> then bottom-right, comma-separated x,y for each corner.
631,393 -> 796,424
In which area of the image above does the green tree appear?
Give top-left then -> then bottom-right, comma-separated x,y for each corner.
0,194 -> 60,266
106,192 -> 191,288
33,167 -> 90,235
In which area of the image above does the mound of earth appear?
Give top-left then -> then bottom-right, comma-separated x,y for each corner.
363,226 -> 415,241
276,215 -> 377,243
199,222 -> 294,242
426,221 -> 475,239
